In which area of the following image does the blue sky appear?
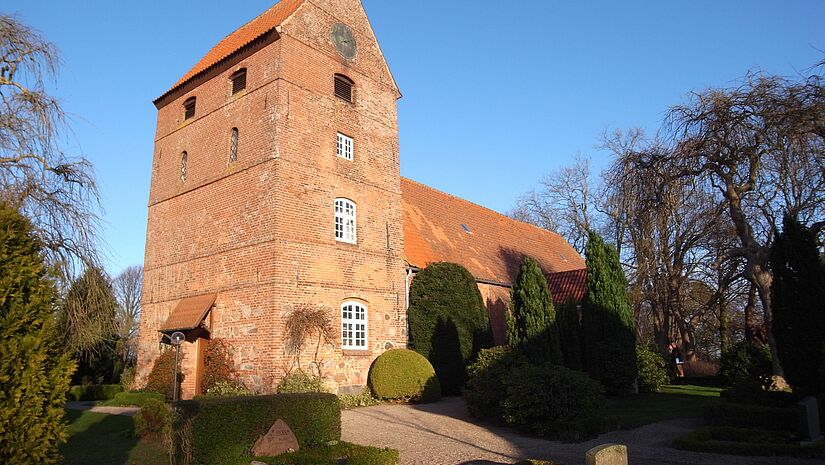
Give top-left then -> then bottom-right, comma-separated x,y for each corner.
4,1 -> 823,276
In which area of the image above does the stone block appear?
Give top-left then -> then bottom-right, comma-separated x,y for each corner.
251,419 -> 299,457
585,444 -> 627,465
798,396 -> 822,442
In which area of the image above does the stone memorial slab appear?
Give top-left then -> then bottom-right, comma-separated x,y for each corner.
798,396 -> 822,442
252,419 -> 300,457
585,443 -> 628,465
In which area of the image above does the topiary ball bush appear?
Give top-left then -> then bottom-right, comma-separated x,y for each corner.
636,345 -> 671,393
368,349 -> 441,403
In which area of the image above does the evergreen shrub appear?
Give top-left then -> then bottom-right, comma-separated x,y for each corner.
463,346 -> 526,420
719,342 -> 772,387
556,300 -> 583,370
636,345 -> 670,393
408,262 -> 492,394
507,256 -> 562,365
0,206 -> 75,465
144,348 -> 184,400
367,349 -> 441,403
177,393 -> 341,465
501,363 -> 606,438
201,338 -> 237,394
277,369 -> 330,394
134,397 -> 171,438
67,384 -> 123,401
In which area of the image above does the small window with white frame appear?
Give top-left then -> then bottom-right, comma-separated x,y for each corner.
334,198 -> 356,244
341,301 -> 367,350
336,132 -> 353,161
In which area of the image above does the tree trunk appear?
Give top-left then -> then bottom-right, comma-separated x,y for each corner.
744,284 -> 757,344
752,267 -> 784,377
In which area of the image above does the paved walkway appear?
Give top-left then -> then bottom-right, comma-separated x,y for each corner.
65,401 -> 139,417
342,397 -> 822,465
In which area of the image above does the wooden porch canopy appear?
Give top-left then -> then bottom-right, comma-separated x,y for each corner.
160,293 -> 217,333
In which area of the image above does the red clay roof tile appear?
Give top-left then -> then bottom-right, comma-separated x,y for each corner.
402,177 -> 586,289
164,0 -> 304,97
161,293 -> 217,332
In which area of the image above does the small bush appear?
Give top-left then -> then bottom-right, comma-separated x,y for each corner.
134,397 -> 171,438
368,349 -> 441,403
706,402 -> 798,432
202,381 -> 253,398
201,338 -> 237,394
67,384 -> 123,401
106,391 -> 165,408
177,393 -> 341,465
119,366 -> 135,392
722,378 -> 799,407
636,345 -> 670,393
719,342 -> 772,387
277,369 -> 330,394
463,347 -> 526,420
144,349 -> 184,400
501,363 -> 606,438
263,442 -> 399,465
338,387 -> 381,409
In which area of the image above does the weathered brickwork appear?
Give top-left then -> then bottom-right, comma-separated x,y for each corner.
136,0 -> 406,398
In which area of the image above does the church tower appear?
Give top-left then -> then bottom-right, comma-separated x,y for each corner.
136,0 -> 406,397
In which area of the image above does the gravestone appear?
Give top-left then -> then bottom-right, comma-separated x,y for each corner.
585,444 -> 627,465
798,397 -> 822,442
251,419 -> 300,457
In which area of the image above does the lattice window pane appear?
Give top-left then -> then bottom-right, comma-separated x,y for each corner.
334,198 -> 356,243
229,128 -> 239,163
341,302 -> 367,349
337,133 -> 353,160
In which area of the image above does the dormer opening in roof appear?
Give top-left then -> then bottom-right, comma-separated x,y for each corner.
461,223 -> 472,234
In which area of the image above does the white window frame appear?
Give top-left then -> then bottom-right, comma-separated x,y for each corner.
336,132 -> 353,161
341,301 -> 368,350
334,198 -> 356,244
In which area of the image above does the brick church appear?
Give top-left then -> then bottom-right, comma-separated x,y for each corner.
135,0 -> 586,398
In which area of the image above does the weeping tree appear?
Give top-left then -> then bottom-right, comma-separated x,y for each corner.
507,256 -> 563,365
583,231 -> 638,394
770,216 -> 825,396
0,204 -> 75,465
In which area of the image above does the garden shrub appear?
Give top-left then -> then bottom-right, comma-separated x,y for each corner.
200,338 -> 237,394
119,366 -> 135,392
719,341 -> 772,387
177,393 -> 341,465
277,369 -> 330,394
0,206 -> 75,465
706,402 -> 798,432
67,384 -> 123,401
203,381 -> 253,397
144,348 -> 184,400
507,256 -> 563,365
636,345 -> 670,393
134,397 -> 171,438
408,262 -> 493,395
368,349 -> 441,403
107,391 -> 165,408
501,363 -> 606,438
722,378 -> 798,407
463,346 -> 526,420
338,387 -> 382,409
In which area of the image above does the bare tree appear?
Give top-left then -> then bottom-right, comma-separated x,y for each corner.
0,14 -> 101,277
661,70 -> 825,375
113,265 -> 142,366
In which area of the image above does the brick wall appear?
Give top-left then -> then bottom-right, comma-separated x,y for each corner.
136,0 -> 406,398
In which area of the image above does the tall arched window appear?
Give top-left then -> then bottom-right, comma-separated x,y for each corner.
334,198 -> 356,243
183,96 -> 196,120
334,74 -> 353,102
229,128 -> 239,163
341,301 -> 367,349
180,151 -> 188,182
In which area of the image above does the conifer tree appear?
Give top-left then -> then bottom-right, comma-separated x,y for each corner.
0,205 -> 75,464
583,230 -> 637,394
507,256 -> 563,365
770,216 -> 825,396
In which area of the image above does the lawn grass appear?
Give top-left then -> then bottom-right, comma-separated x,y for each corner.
604,384 -> 723,429
60,409 -> 166,465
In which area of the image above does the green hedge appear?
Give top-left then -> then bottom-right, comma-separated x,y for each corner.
104,391 -> 165,408
262,442 -> 398,465
706,402 -> 798,432
673,426 -> 825,459
178,393 -> 341,465
67,384 -> 123,401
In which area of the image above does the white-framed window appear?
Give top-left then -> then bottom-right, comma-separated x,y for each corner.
334,198 -> 356,244
341,301 -> 367,349
336,132 -> 353,160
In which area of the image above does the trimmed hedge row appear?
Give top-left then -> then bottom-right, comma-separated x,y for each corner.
673,426 -> 825,459
67,384 -> 123,401
177,393 -> 341,465
706,403 -> 798,432
263,442 -> 398,465
105,391 -> 165,408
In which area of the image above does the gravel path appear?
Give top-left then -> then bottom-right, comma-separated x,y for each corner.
65,401 -> 139,417
342,397 -> 821,465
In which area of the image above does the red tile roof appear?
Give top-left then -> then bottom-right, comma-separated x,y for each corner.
161,293 -> 217,332
402,177 -> 586,289
164,0 -> 305,97
546,268 -> 587,304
